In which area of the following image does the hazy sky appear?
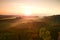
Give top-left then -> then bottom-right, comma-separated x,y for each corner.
0,0 -> 60,16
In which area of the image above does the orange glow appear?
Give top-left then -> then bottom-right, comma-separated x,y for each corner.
24,6 -> 32,16
0,2 -> 60,16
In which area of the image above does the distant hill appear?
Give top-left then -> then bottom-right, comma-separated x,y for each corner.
0,15 -> 22,20
42,15 -> 60,22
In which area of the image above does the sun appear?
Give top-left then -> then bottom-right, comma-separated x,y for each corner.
24,6 -> 32,16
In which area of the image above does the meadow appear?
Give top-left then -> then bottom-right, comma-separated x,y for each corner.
0,15 -> 60,40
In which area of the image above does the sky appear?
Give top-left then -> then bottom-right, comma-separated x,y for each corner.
0,0 -> 60,16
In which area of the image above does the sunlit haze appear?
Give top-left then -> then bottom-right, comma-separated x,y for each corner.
0,0 -> 60,16
24,6 -> 32,16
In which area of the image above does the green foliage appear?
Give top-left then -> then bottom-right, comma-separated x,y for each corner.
39,27 -> 52,40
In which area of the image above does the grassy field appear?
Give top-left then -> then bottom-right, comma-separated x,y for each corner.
0,15 -> 60,40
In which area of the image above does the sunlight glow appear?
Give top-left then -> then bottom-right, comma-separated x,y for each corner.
24,6 -> 32,16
